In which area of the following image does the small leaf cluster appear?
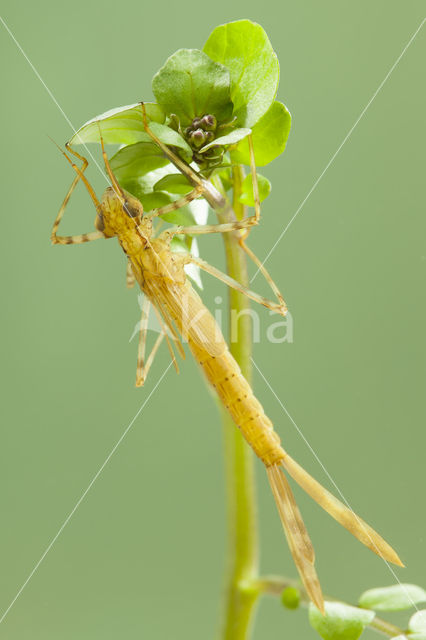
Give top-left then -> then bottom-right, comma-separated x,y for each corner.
306,584 -> 426,640
70,19 -> 291,221
68,19 -> 291,290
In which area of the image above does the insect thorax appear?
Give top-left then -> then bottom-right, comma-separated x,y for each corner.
99,187 -> 151,256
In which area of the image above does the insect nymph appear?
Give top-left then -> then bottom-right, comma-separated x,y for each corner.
52,104 -> 402,612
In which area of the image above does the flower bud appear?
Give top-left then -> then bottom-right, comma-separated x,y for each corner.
190,128 -> 207,148
191,116 -> 202,129
168,114 -> 180,132
281,587 -> 301,610
201,114 -> 217,132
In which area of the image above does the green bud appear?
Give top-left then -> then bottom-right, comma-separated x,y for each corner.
201,114 -> 217,132
190,128 -> 206,149
191,116 -> 202,129
204,131 -> 215,143
281,587 -> 301,610
168,114 -> 181,132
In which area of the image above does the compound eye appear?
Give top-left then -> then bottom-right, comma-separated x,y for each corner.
123,200 -> 142,219
95,213 -> 105,231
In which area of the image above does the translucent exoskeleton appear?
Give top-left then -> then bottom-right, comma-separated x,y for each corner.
51,104 -> 403,613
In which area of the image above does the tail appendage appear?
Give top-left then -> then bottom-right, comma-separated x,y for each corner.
280,453 -> 403,568
190,335 -> 402,614
267,464 -> 324,613
267,455 -> 403,614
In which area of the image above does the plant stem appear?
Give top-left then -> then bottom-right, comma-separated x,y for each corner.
255,576 -> 406,638
208,170 -> 260,640
174,161 -> 404,640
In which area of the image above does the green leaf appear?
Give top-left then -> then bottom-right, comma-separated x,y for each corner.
309,602 -> 375,640
108,142 -> 173,209
153,174 -> 193,194
108,159 -> 177,211
239,173 -> 271,206
152,49 -> 232,126
204,19 -> 279,127
359,585 -> 426,612
139,191 -> 174,212
70,104 -> 192,162
200,127 -> 251,152
109,142 -> 169,184
160,205 -> 196,227
231,101 -> 291,166
69,103 -> 165,145
146,122 -> 193,161
409,610 -> 426,633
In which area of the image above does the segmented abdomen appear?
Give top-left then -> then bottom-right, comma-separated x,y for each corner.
147,272 -> 286,467
189,339 -> 285,467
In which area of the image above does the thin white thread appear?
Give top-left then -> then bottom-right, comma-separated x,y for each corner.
2,6 -> 422,619
251,17 -> 426,283
0,16 -> 189,314
0,362 -> 172,625
0,15 -> 109,183
251,357 -> 419,611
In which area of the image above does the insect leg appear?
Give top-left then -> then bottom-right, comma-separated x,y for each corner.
136,331 -> 165,387
95,122 -> 124,197
134,296 -> 170,386
149,185 -> 204,218
238,237 -> 287,311
267,465 -> 324,613
126,259 -> 136,289
159,219 -> 258,242
139,103 -> 248,223
135,296 -> 150,384
140,103 -> 203,188
149,300 -> 180,373
247,133 -> 261,224
51,144 -> 107,245
187,255 -> 287,316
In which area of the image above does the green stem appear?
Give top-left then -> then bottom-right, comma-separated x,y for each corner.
255,576 -> 405,638
208,169 -> 260,640
167,158 -> 403,640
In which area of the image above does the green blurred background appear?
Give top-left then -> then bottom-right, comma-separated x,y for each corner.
1,1 -> 425,638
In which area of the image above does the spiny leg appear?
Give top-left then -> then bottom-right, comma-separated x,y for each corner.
140,103 -> 204,188
247,134 -> 261,224
126,259 -> 136,289
159,217 -> 257,242
188,255 -> 287,316
149,186 -> 204,218
226,133 -> 285,308
238,236 -> 287,310
137,331 -> 165,387
134,297 -> 168,387
141,104 -> 284,310
149,299 -> 180,373
151,295 -> 186,360
267,465 -> 324,613
139,103 -> 259,230
135,296 -> 150,386
51,144 -> 107,246
96,121 -> 124,198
